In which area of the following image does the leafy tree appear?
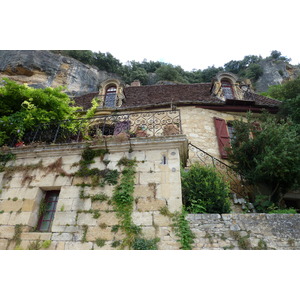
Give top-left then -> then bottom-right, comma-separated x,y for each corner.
244,63 -> 263,81
155,64 -> 188,83
262,76 -> 300,101
227,113 -> 300,209
181,164 -> 231,214
201,66 -> 224,82
0,78 -> 80,146
269,50 -> 291,62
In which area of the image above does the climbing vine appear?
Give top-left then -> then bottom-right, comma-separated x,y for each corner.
160,206 -> 195,250
111,157 -> 141,249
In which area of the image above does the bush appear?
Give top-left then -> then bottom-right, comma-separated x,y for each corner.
181,164 -> 231,214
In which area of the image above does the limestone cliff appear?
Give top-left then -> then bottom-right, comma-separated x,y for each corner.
255,59 -> 300,92
0,50 -> 120,96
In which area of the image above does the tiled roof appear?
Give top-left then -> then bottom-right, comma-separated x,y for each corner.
73,83 -> 281,110
72,92 -> 99,110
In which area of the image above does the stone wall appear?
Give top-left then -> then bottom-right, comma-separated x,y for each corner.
179,106 -> 244,161
0,136 -> 187,250
188,214 -> 300,250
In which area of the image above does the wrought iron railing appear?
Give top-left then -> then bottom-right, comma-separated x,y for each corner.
188,143 -> 252,200
6,110 -> 182,147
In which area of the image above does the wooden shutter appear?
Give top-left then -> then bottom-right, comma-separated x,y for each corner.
214,117 -> 230,159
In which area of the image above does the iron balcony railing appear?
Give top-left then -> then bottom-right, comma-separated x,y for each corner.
188,143 -> 253,200
7,110 -> 182,147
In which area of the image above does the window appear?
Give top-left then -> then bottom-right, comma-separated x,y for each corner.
227,122 -> 236,142
104,85 -> 117,107
221,80 -> 234,99
214,117 -> 231,159
37,190 -> 60,232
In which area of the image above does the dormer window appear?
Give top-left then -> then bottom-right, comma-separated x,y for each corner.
221,79 -> 234,100
104,85 -> 117,107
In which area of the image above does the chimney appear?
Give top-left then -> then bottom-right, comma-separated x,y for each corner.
131,80 -> 141,87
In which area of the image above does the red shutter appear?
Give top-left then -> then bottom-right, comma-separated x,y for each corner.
214,117 -> 230,159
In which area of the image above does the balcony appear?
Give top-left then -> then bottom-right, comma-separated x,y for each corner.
4,110 -> 182,148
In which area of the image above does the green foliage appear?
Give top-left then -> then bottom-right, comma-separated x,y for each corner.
263,76 -> 300,101
28,240 -> 42,250
111,158 -> 141,248
155,64 -> 189,83
0,151 -> 15,172
91,193 -> 110,202
132,238 -> 160,250
0,78 -> 80,146
95,239 -> 106,247
268,208 -> 297,214
41,240 -> 52,249
111,240 -> 121,248
172,208 -> 195,250
81,225 -> 88,243
181,164 -> 231,214
12,224 -> 22,246
228,113 -> 300,208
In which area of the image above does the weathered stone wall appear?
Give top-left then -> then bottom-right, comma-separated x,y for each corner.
0,136 -> 186,250
179,106 -> 244,161
188,214 -> 300,250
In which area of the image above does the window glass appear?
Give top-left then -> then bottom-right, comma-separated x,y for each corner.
221,80 -> 234,99
37,191 -> 60,232
104,86 -> 117,107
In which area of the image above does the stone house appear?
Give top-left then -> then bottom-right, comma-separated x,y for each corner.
3,71 -> 296,250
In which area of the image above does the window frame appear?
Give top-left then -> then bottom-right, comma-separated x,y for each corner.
104,85 -> 117,108
221,79 -> 235,100
37,190 -> 60,232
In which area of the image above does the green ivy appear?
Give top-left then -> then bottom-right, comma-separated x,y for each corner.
132,238 -> 160,250
172,208 -> 195,250
111,158 -> 141,249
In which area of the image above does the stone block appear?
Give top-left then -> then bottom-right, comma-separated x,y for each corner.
132,212 -> 153,226
97,212 -> 119,226
86,226 -> 114,241
65,242 -> 93,250
55,241 -> 65,250
21,232 -> 52,240
91,201 -> 113,211
77,213 -> 97,226
136,198 -> 166,212
51,225 -> 79,233
141,226 -> 156,239
22,199 -> 37,212
56,198 -> 73,212
0,239 -> 8,250
8,212 -> 32,225
59,186 -> 80,199
0,212 -> 11,225
0,225 -> 15,239
133,184 -> 154,199
72,198 -> 92,211
153,213 -> 172,226
52,212 -> 77,226
136,161 -> 155,173
145,150 -> 166,162
93,242 -> 113,250
51,232 -> 73,241
0,199 -> 24,212
139,172 -> 161,185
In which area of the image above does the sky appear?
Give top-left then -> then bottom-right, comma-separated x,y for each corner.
2,0 -> 300,71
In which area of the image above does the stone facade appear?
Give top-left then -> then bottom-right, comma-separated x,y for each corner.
0,136 -> 186,250
188,214 -> 300,250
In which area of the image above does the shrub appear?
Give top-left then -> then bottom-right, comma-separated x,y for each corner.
181,164 -> 231,214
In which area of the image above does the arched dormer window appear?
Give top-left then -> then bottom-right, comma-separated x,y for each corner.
104,85 -> 117,107
221,79 -> 234,100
